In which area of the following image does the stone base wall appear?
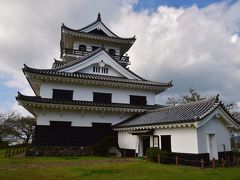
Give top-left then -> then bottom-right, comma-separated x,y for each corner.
26,146 -> 93,156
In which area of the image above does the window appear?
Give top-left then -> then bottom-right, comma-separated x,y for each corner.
52,89 -> 73,100
108,49 -> 116,56
93,66 -> 108,74
93,66 -> 101,73
93,92 -> 112,103
79,44 -> 86,51
92,46 -> 100,51
130,95 -> 147,105
161,135 -> 171,152
153,136 -> 159,148
50,121 -> 72,127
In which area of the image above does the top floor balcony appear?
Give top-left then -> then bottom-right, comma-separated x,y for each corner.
62,48 -> 130,65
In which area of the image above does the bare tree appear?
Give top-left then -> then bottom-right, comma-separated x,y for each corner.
166,87 -> 208,106
0,112 -> 36,144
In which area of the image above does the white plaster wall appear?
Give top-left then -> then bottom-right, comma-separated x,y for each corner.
197,117 -> 231,153
118,131 -> 139,151
154,127 -> 198,154
40,82 -> 156,105
35,109 -> 133,127
117,127 -> 198,154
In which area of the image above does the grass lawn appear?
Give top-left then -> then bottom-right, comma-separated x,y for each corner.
0,149 -> 240,180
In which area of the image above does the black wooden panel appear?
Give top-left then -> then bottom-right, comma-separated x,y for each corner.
52,89 -> 73,100
50,121 -> 71,127
93,92 -> 112,104
130,95 -> 147,105
33,123 -> 116,146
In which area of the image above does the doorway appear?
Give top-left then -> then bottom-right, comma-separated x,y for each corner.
142,136 -> 150,156
161,135 -> 172,152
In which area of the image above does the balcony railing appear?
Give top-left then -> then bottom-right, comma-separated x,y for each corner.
63,48 -> 129,63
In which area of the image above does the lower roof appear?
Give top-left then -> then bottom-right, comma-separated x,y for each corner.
16,92 -> 160,115
113,95 -> 240,129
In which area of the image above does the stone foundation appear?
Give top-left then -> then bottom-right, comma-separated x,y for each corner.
26,146 -> 93,156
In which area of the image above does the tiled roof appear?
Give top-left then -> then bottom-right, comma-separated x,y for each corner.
52,59 -> 66,69
23,64 -> 173,88
16,92 -> 159,110
78,13 -> 119,37
62,24 -> 135,41
114,96 -> 240,128
61,13 -> 136,41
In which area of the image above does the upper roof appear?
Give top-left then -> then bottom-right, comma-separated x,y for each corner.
114,95 -> 240,129
61,13 -> 136,41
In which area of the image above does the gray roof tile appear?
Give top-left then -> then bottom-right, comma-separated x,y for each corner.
23,64 -> 172,88
114,96 -> 240,128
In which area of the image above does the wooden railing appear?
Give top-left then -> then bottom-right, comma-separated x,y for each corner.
4,145 -> 28,158
64,48 -> 129,63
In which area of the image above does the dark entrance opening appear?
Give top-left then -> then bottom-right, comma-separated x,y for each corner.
161,135 -> 171,152
142,136 -> 150,156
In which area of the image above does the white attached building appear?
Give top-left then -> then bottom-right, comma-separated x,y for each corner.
114,96 -> 240,160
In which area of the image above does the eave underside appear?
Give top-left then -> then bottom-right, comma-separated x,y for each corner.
16,96 -> 159,116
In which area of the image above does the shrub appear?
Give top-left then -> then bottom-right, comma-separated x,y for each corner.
0,140 -> 8,148
146,147 -> 170,163
92,136 -> 118,156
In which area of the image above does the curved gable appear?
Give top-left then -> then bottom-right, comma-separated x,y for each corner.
58,50 -> 142,80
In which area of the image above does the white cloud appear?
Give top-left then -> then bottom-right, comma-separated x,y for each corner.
0,0 -> 240,113
111,1 -> 240,104
231,34 -> 239,43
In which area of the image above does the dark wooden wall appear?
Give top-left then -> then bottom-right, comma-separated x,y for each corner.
33,122 -> 116,146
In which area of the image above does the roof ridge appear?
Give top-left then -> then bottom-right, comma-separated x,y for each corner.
62,14 -> 136,40
78,13 -> 120,38
151,95 -> 219,113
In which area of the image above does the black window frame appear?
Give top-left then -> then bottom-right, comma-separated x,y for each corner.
52,89 -> 73,101
93,92 -> 112,104
79,44 -> 86,52
129,95 -> 147,105
108,49 -> 116,56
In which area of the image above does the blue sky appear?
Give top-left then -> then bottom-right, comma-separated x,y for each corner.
133,0 -> 237,12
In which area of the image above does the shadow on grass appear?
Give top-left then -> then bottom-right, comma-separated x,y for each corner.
73,168 -> 121,177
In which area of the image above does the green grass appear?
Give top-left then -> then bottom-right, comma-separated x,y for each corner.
0,148 -> 240,180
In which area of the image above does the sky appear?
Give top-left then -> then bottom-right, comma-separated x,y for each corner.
0,0 -> 240,115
